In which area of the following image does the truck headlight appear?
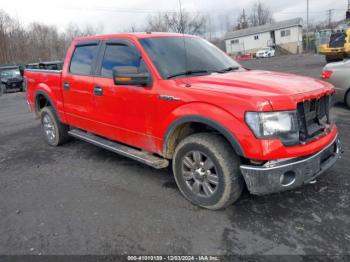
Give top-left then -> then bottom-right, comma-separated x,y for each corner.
245,111 -> 300,146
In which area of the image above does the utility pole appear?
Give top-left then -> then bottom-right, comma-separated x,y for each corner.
208,14 -> 212,41
327,9 -> 334,28
306,0 -> 309,51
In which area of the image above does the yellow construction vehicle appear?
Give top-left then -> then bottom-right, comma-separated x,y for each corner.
319,28 -> 350,63
319,1 -> 350,63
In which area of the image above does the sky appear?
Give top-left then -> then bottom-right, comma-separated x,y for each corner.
1,0 -> 348,36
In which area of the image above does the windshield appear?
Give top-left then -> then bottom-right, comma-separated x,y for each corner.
0,69 -> 20,78
140,36 -> 241,79
329,32 -> 346,48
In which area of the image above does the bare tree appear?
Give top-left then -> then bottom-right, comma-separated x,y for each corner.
236,9 -> 249,30
142,10 -> 207,36
0,9 -> 103,65
165,11 -> 207,35
144,13 -> 170,32
249,1 -> 274,27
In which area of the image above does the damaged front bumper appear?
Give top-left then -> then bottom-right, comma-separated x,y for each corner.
240,136 -> 342,195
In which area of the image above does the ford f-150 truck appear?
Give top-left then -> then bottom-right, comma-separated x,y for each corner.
25,33 -> 342,210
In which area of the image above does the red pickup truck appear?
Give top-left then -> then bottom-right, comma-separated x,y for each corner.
25,33 -> 341,209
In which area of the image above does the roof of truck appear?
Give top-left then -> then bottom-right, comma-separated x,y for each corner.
74,32 -> 194,42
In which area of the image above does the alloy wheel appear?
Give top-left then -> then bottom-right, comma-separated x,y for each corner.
181,150 -> 219,198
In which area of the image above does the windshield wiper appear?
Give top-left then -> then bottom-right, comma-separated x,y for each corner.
167,70 -> 210,79
216,66 -> 240,74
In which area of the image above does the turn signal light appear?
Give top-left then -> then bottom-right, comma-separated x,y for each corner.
115,77 -> 132,81
322,70 -> 333,79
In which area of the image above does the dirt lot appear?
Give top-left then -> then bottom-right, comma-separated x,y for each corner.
0,54 -> 349,256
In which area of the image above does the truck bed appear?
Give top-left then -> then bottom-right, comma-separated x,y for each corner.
25,69 -> 64,119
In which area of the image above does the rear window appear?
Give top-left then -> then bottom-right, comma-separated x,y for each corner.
70,45 -> 98,75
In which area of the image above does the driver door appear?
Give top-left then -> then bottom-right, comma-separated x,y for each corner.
92,39 -> 158,152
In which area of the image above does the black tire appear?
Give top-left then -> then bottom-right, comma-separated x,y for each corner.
326,56 -> 336,63
0,84 -> 6,95
21,82 -> 26,92
172,133 -> 244,210
40,106 -> 70,146
326,56 -> 342,63
345,89 -> 350,109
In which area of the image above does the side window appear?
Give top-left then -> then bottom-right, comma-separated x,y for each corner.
281,30 -> 291,38
100,44 -> 146,77
70,45 -> 98,75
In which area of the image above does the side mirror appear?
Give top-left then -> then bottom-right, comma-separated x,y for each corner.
113,66 -> 151,87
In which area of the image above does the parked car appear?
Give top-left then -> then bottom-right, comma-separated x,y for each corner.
25,33 -> 341,210
256,47 -> 276,58
0,66 -> 24,93
322,59 -> 350,108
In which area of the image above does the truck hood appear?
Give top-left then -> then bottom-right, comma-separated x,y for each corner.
184,70 -> 334,110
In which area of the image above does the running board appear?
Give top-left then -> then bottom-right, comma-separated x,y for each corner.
68,129 -> 169,169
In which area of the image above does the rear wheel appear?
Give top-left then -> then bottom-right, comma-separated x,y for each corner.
172,133 -> 244,210
40,107 -> 70,146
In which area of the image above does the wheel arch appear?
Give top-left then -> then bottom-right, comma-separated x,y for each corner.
34,90 -> 59,119
163,115 -> 245,159
345,87 -> 350,108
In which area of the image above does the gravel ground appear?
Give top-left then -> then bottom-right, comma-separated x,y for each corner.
0,54 -> 349,257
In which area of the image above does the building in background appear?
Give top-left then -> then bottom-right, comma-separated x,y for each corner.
224,18 -> 303,55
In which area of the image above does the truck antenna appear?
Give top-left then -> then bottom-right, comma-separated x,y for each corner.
178,0 -> 191,87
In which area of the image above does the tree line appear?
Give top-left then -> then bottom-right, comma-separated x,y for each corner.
130,1 -> 274,35
0,10 -> 102,65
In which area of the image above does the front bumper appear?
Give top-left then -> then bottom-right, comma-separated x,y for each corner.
5,82 -> 22,90
240,136 -> 342,195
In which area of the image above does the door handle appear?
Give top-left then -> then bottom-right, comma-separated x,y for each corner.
94,86 -> 103,96
63,82 -> 70,90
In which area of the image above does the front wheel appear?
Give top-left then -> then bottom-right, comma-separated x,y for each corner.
172,133 -> 244,210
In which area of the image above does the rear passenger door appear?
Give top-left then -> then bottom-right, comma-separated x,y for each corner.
93,39 -> 158,152
62,41 -> 100,130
